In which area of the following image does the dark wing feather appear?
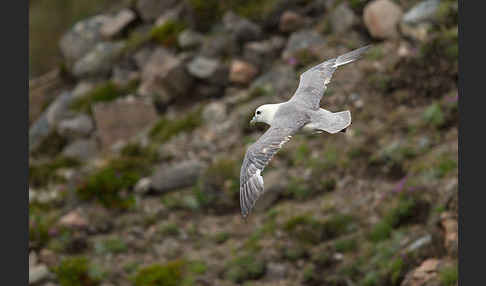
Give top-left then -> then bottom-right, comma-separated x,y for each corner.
240,126 -> 295,218
290,45 -> 371,110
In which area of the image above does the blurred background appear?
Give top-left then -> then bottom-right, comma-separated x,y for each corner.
29,0 -> 458,285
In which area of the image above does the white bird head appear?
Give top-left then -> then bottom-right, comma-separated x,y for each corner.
250,104 -> 279,126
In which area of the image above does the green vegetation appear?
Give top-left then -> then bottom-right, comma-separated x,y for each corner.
133,260 -> 184,286
284,213 -> 354,244
132,259 -> 208,286
71,80 -> 139,113
294,49 -> 321,70
94,237 -> 128,254
335,237 -> 358,253
423,103 -> 445,128
224,253 -> 266,283
76,144 -> 157,208
440,262 -> 458,286
366,46 -> 384,61
159,223 -> 180,237
369,194 -> 418,242
282,245 -> 307,261
29,156 -> 80,187
193,158 -> 240,212
223,0 -> 279,22
150,20 -> 186,47
212,231 -> 230,244
29,205 -> 60,248
31,131 -> 68,158
285,178 -> 313,200
55,256 -> 99,286
150,109 -> 202,143
187,0 -> 222,31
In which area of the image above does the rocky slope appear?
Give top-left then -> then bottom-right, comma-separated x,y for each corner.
29,0 -> 458,285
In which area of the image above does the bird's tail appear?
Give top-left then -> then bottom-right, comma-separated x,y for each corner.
333,45 -> 372,68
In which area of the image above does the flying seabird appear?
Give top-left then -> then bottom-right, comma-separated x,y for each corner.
239,45 -> 371,218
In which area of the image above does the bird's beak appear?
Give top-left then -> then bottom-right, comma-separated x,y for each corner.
250,116 -> 256,126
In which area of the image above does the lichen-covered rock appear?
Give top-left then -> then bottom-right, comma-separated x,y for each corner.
329,3 -> 356,34
138,48 -> 194,101
29,264 -> 50,284
62,138 -> 99,161
59,15 -> 110,67
93,97 -> 158,149
223,11 -> 263,45
187,56 -> 220,79
363,0 -> 404,39
29,91 -> 75,153
72,42 -> 124,78
402,0 -> 440,25
178,29 -> 204,50
243,36 -> 286,70
136,0 -> 178,21
58,114 -> 94,139
282,30 -> 326,61
100,9 -> 136,39
151,160 -> 204,193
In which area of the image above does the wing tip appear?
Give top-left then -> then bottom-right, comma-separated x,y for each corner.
334,44 -> 373,67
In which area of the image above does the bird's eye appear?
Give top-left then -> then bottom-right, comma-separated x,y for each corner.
256,111 -> 261,115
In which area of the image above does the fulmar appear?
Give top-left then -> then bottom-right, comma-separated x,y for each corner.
239,45 -> 371,218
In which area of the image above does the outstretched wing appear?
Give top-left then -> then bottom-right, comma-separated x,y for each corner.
240,126 -> 296,218
290,45 -> 371,110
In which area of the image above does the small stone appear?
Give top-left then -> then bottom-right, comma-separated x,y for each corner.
223,11 -> 262,44
202,102 -> 227,125
39,249 -> 57,267
151,160 -> 204,193
59,210 -> 88,229
29,252 -> 37,267
329,3 -> 356,34
136,0 -> 178,21
100,9 -> 136,38
363,0 -> 404,39
29,264 -> 50,284
134,177 -> 152,194
279,11 -> 304,33
72,42 -> 124,78
178,29 -> 204,50
229,60 -> 258,85
187,57 -> 220,79
59,15 -> 110,67
62,138 -> 99,161
407,234 -> 432,253
138,48 -> 194,99
58,114 -> 94,139
402,0 -> 440,25
282,30 -> 326,61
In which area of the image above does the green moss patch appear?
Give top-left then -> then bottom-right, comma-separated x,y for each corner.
132,260 -> 207,286
76,144 -> 158,208
29,156 -> 80,188
223,253 -> 266,283
193,158 -> 240,212
150,20 -> 186,47
439,262 -> 458,286
150,109 -> 202,143
55,256 -> 99,286
71,80 -> 139,113
284,213 -> 355,244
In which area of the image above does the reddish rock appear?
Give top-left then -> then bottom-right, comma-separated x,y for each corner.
279,11 -> 304,32
363,0 -> 403,39
229,60 -> 258,85
93,97 -> 158,149
59,210 -> 88,229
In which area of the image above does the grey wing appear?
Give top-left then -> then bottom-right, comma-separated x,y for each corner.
239,126 -> 297,218
290,45 -> 371,110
